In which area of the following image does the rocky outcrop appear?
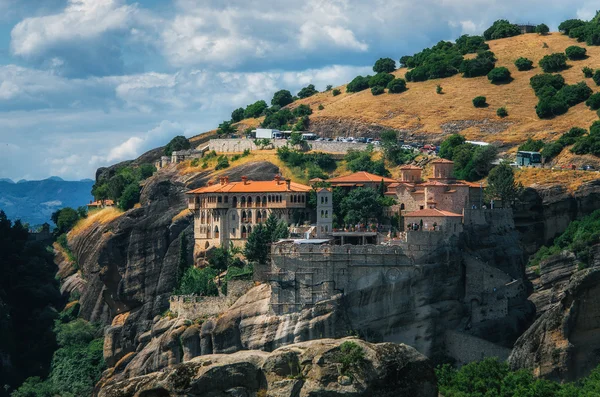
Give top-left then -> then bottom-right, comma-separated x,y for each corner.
515,181 -> 600,256
97,338 -> 438,397
509,246 -> 600,381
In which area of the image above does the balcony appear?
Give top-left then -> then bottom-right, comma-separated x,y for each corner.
188,202 -> 201,210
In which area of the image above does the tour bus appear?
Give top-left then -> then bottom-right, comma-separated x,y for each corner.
302,133 -> 319,140
516,151 -> 542,167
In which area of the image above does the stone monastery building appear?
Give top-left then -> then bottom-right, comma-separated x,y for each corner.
187,159 -> 483,252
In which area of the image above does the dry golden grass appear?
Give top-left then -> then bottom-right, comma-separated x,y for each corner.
294,32 -> 600,145
516,167 -> 600,192
172,208 -> 192,223
70,207 -> 122,238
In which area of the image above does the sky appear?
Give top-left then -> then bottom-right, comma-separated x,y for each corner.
0,0 -> 596,181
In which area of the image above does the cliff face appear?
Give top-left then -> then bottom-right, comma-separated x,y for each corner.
514,181 -> 600,256
509,246 -> 600,381
97,338 -> 438,397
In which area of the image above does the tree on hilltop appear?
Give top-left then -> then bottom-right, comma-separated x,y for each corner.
373,58 -> 396,73
485,162 -> 522,207
164,135 -> 190,156
271,90 -> 294,107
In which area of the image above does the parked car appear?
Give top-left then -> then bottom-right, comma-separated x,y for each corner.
582,165 -> 595,171
366,138 -> 373,143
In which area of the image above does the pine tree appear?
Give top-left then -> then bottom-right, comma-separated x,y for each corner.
485,163 -> 522,207
244,224 -> 270,264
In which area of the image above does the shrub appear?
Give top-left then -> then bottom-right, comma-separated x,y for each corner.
515,57 -> 533,71
497,107 -> 508,117
292,104 -> 312,117
559,19 -> 586,35
347,75 -> 371,93
325,85 -> 332,91
536,97 -> 569,119
539,53 -> 568,73
271,90 -> 294,107
335,341 -> 365,378
332,88 -> 341,96
460,52 -> 496,77
215,155 -> 230,170
371,86 -> 385,96
318,104 -> 324,110
594,70 -> 600,86
487,67 -> 511,84
472,96 -> 487,108
535,23 -> 550,35
586,93 -> 600,110
483,20 -> 521,40
541,142 -> 565,160
373,57 -> 396,73
566,45 -> 587,60
555,82 -> 592,106
244,100 -> 268,118
519,138 -> 544,152
231,107 -> 245,122
369,73 -> 395,88
387,78 -> 407,93
118,183 -> 140,211
403,40 -> 463,82
297,84 -> 318,99
164,135 -> 190,156
455,35 -> 489,54
530,74 -> 565,95
436,85 -> 443,94
583,67 -> 594,78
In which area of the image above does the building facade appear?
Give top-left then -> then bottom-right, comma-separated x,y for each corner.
186,175 -> 314,252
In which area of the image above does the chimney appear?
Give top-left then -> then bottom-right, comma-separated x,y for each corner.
274,175 -> 281,185
286,179 -> 291,189
242,176 -> 248,185
220,177 -> 226,185
224,176 -> 229,184
208,180 -> 213,186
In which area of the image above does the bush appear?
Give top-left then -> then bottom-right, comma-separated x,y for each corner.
541,142 -> 564,160
514,57 -> 533,71
297,84 -> 318,99
583,66 -> 594,78
387,78 -> 407,93
347,75 -> 371,93
318,104 -> 324,110
292,104 -> 312,117
332,89 -> 341,96
460,52 -> 496,77
586,93 -> 600,110
368,73 -> 394,88
176,266 -> 218,296
519,138 -> 544,152
559,19 -> 586,35
497,107 -> 508,117
566,45 -> 587,60
455,35 -> 489,54
118,183 -> 140,211
483,20 -> 521,40
594,70 -> 600,86
472,96 -> 487,108
271,90 -> 293,107
164,135 -> 190,156
539,53 -> 568,72
373,57 -> 396,73
371,86 -> 385,96
231,107 -> 245,122
244,100 -> 268,118
555,82 -> 592,106
530,74 -> 565,95
487,67 -> 511,84
403,40 -> 463,82
335,341 -> 365,378
215,155 -> 230,170
436,85 -> 443,94
535,23 -> 550,35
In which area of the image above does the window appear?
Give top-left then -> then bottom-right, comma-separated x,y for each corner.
420,205 -> 424,210
232,227 -> 236,236
231,213 -> 236,221
224,196 -> 228,203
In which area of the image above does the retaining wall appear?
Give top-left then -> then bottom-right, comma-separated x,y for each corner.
208,138 -> 378,154
445,330 -> 511,365
169,280 -> 254,319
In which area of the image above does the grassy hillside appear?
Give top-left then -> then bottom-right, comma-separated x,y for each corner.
295,33 -> 599,146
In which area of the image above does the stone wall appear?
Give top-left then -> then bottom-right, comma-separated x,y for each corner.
463,208 -> 514,231
445,330 -> 511,365
169,280 -> 254,319
208,138 -> 378,154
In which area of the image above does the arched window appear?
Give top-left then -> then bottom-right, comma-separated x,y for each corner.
262,196 -> 267,206
241,196 -> 246,207
263,210 -> 267,220
247,210 -> 252,223
248,196 -> 253,207
247,225 -> 252,234
301,195 -> 305,203
214,226 -> 219,239
325,210 -> 328,218
400,203 -> 405,211
321,196 -> 324,204
218,196 -> 222,203
257,211 -> 262,223
321,210 -> 324,217
241,225 -> 247,238
242,211 -> 247,222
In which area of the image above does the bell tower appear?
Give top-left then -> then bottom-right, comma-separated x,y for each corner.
316,188 -> 333,238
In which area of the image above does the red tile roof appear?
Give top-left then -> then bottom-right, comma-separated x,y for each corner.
326,171 -> 397,184
403,208 -> 462,217
399,165 -> 422,170
187,178 -> 311,194
431,158 -> 454,164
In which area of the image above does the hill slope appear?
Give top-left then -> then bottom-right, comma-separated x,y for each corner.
267,33 -> 599,150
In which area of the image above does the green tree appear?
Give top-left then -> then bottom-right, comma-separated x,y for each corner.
514,57 -> 534,71
373,57 -> 396,73
535,23 -> 550,35
587,92 -> 600,110
297,84 -> 318,99
271,90 -> 294,107
387,78 -> 407,93
497,107 -> 508,117
439,134 -> 466,159
176,267 -> 218,296
244,224 -> 270,264
164,135 -> 190,156
292,104 -> 313,117
566,45 -> 587,60
539,53 -> 568,73
371,86 -> 384,95
118,183 -> 140,211
217,120 -> 237,136
483,19 -> 521,40
369,73 -> 394,88
558,19 -> 586,35
472,96 -> 487,108
455,35 -> 489,54
244,100 -> 268,118
208,247 -> 231,272
332,89 -> 341,96
53,207 -> 80,234
231,107 -> 245,122
485,163 -> 522,207
518,138 -> 544,152
289,132 -> 304,147
487,67 -> 512,84
340,187 -> 393,225
347,75 -> 371,93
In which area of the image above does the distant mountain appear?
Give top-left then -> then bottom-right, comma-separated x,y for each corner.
0,178 -> 94,226
0,178 -> 14,184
